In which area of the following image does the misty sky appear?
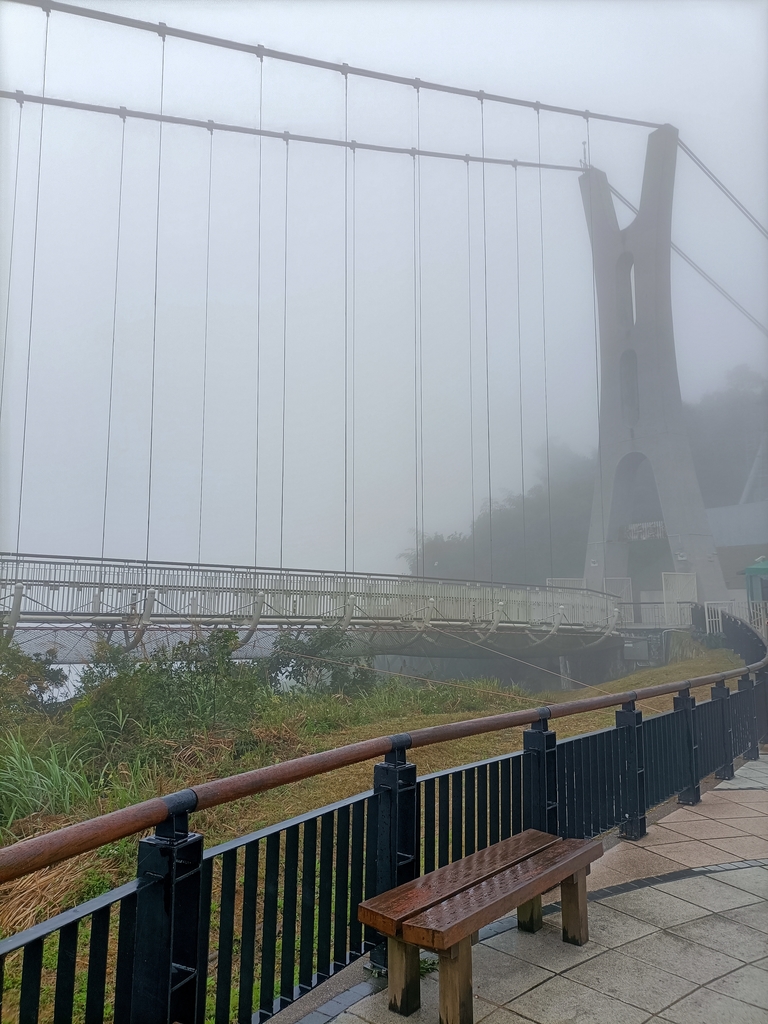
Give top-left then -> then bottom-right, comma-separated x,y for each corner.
0,0 -> 766,574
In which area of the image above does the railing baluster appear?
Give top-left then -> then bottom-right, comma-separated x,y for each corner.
53,921 -> 78,1024
282,824 -> 301,1003
500,758 -> 511,840
511,755 -> 522,834
19,937 -> 43,1024
424,778 -> 436,872
438,775 -> 450,864
349,801 -> 365,956
489,760 -> 500,845
299,820 -> 317,991
332,809 -> 349,970
564,741 -> 576,838
589,734 -> 600,836
216,848 -> 238,1024
196,858 -> 214,1024
451,770 -> 463,861
113,891 -> 137,1024
84,906 -> 110,1024
260,833 -> 281,1018
316,811 -> 335,980
237,842 -> 259,1024
574,739 -> 585,839
464,766 -> 476,855
477,763 -> 488,850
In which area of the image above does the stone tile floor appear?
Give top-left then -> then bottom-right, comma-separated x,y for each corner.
304,755 -> 768,1024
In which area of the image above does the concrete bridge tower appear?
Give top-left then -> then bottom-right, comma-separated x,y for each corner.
580,124 -> 728,603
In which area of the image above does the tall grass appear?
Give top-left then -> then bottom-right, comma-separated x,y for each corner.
0,734 -> 95,825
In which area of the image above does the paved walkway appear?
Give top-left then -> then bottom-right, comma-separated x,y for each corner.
325,755 -> 768,1024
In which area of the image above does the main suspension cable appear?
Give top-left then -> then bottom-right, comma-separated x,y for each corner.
15,11 -> 50,555
253,54 -> 264,566
0,99 -> 25,488
480,97 -> 493,581
513,166 -> 527,583
417,91 -> 425,584
465,159 -> 477,579
101,112 -> 127,560
145,32 -> 166,564
677,140 -> 768,242
197,125 -> 214,564
279,137 -> 290,569
536,109 -> 554,580
585,120 -> 606,574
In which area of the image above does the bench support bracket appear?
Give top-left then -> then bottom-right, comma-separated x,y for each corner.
517,894 -> 543,933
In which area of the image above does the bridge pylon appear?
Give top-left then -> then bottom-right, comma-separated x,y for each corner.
580,123 -> 727,603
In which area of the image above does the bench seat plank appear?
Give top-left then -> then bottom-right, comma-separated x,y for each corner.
401,838 -> 602,951
358,829 -> 561,937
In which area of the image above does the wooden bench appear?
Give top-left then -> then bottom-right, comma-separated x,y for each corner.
358,829 -> 603,1024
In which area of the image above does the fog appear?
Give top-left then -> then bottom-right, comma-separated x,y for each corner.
0,0 -> 766,573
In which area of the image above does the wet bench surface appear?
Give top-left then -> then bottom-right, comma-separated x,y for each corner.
358,828 -> 603,1024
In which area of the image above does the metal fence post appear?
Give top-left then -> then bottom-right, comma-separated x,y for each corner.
711,680 -> 735,780
738,672 -> 760,761
616,700 -> 646,840
129,791 -> 203,1024
370,737 -> 417,969
674,687 -> 700,805
523,713 -> 558,835
756,668 -> 768,743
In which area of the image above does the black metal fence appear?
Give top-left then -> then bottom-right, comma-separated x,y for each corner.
2,644 -> 766,1022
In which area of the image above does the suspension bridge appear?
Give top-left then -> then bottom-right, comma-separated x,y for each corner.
1,0 -> 766,666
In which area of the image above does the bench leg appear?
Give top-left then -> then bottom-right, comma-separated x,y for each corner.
561,868 -> 589,946
388,937 -> 421,1015
438,936 -> 473,1024
517,894 -> 543,933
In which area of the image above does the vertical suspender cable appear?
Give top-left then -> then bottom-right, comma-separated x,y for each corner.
514,165 -> 527,583
16,11 -> 50,555
101,112 -> 127,560
351,143 -> 357,572
197,125 -> 214,564
480,97 -> 493,581
416,89 -> 425,581
411,151 -> 420,577
536,108 -> 554,580
343,71 -> 349,574
145,31 -> 166,564
465,158 -> 477,580
253,55 -> 264,566
586,119 -> 606,573
279,137 -> 290,569
0,99 -> 25,500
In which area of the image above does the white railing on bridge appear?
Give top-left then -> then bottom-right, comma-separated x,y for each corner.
0,553 -> 617,631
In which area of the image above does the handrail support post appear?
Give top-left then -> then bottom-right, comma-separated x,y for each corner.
130,799 -> 203,1024
523,713 -> 558,836
370,741 -> 417,969
616,700 -> 646,840
673,687 -> 700,805
738,672 -> 760,761
711,680 -> 735,780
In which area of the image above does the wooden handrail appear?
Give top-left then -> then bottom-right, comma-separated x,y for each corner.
0,653 -> 764,885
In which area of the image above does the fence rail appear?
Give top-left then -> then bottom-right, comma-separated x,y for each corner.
0,610 -> 766,1023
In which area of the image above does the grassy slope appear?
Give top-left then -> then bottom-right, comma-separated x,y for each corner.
0,647 -> 741,937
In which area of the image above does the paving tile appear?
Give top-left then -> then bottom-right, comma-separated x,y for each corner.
619,929 -> 742,983
327,1013 -> 359,1024
659,807 -> 708,824
670,914 -> 768,962
563,948 -> 696,1012
648,840 -> 735,868
707,964 -> 768,1009
483,919 -> 607,973
723,902 -> 768,934
706,835 -> 768,859
658,987 -> 767,1024
655,818 -> 749,840
653,874 -> 762,911
715,866 -> 768,898
587,844 -> 682,885
507,974 -> 651,1023
636,824 -> 690,847
471,1011 -> 532,1024
471,944 -> 552,1004
684,801 -> 764,819
547,900 -> 657,948
599,888 -> 708,928
730,816 -> 768,838
753,956 -> 768,970
586,863 -> 628,891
